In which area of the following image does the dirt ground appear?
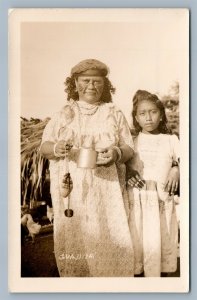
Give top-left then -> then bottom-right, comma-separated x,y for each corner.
21,228 -> 180,277
21,232 -> 59,277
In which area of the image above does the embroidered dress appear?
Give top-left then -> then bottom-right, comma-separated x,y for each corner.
41,100 -> 134,277
127,132 -> 179,277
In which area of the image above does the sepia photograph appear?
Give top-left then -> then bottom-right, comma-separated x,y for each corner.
8,8 -> 189,292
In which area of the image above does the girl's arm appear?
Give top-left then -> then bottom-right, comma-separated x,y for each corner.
127,170 -> 145,189
126,159 -> 145,189
165,135 -> 180,195
165,164 -> 179,195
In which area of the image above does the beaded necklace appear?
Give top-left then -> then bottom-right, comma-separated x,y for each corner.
77,101 -> 100,116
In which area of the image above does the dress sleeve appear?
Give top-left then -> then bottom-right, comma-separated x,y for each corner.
170,134 -> 180,162
41,103 -> 75,145
115,109 -> 134,149
41,112 -> 60,144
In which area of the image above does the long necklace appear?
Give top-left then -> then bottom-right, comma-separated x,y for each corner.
75,101 -> 100,147
75,101 -> 97,222
61,101 -> 99,218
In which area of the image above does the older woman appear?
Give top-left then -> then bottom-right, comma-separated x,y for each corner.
40,59 -> 135,277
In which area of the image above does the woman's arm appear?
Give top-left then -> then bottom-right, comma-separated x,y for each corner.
40,141 -> 56,160
96,144 -> 134,166
119,144 -> 134,163
40,140 -> 72,160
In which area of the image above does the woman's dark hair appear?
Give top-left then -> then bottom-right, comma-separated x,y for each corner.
64,75 -> 115,103
132,90 -> 171,135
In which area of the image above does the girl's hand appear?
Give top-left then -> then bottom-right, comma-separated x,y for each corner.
54,140 -> 73,157
127,170 -> 145,190
96,148 -> 118,166
165,166 -> 179,195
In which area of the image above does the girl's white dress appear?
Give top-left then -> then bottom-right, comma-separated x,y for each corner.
127,132 -> 179,276
41,100 -> 135,277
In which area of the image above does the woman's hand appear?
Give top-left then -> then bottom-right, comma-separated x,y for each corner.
165,166 -> 179,195
96,148 -> 119,167
127,170 -> 145,189
54,140 -> 73,158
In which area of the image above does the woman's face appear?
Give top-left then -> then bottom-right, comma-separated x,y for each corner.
75,76 -> 104,103
135,100 -> 161,134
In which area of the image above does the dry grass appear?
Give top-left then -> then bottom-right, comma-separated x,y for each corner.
21,117 -> 50,208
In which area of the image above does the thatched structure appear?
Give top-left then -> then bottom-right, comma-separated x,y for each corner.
21,117 -> 50,208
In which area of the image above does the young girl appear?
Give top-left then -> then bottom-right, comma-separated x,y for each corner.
127,90 -> 179,277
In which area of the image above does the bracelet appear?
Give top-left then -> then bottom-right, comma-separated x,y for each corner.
113,146 -> 122,162
53,143 -> 61,158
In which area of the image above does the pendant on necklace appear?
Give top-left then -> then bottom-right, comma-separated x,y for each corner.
60,173 -> 73,198
64,208 -> 74,218
61,173 -> 74,218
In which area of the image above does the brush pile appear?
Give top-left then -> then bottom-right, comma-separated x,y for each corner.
21,117 -> 50,208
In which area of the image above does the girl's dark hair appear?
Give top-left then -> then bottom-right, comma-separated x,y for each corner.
132,90 -> 171,135
64,75 -> 115,103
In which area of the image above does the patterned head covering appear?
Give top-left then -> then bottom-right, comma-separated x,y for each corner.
71,59 -> 109,77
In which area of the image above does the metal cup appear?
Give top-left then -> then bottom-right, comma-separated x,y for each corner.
77,148 -> 97,169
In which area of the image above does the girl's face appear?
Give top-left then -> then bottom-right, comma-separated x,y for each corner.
135,100 -> 161,134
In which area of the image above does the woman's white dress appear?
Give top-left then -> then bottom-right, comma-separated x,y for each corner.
41,100 -> 135,277
127,132 -> 179,276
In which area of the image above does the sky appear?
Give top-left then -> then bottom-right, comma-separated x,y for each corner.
20,10 -> 187,125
